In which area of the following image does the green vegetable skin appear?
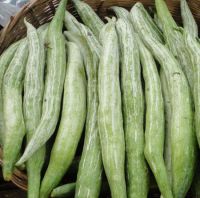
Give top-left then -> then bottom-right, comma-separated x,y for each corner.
64,31 -> 102,198
3,39 -> 28,181
160,70 -> 172,186
155,0 -> 194,89
23,20 -> 46,198
65,12 -> 103,198
73,21 -> 102,57
98,19 -> 126,198
131,3 -> 196,198
139,39 -> 173,198
111,6 -> 130,20
64,11 -> 80,34
72,0 -> 104,37
16,0 -> 68,165
184,30 -> 200,186
133,3 -> 172,188
181,0 -> 198,38
180,1 -> 200,196
64,11 -> 102,57
116,18 -> 149,198
40,41 -> 87,198
51,183 -> 76,198
0,41 -> 20,147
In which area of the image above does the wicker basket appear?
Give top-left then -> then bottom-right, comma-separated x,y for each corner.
0,0 -> 199,195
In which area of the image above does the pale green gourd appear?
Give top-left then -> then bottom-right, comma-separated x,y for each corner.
16,0 -> 68,165
40,42 -> 87,198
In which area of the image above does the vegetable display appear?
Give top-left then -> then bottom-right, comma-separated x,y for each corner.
1,0 -> 200,197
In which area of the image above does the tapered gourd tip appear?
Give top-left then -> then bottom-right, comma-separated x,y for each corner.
24,17 -> 29,27
130,2 -> 142,13
3,167 -> 13,181
15,156 -> 26,167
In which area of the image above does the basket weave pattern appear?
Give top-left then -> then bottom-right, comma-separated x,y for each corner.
0,0 -> 200,193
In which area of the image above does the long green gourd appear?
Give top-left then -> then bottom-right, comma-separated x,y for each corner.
116,18 -> 149,198
160,70 -> 172,186
112,6 -> 172,196
98,19 -> 126,198
0,41 -> 20,147
138,39 -> 173,198
155,1 -> 197,191
51,183 -> 76,198
16,0 -> 68,166
181,2 -> 200,196
64,31 -> 102,198
40,42 -> 87,198
2,39 -> 28,181
113,9 -> 171,197
181,0 -> 198,38
131,3 -> 197,198
23,20 -> 46,198
64,17 -> 103,197
128,2 -> 173,188
184,29 -> 200,176
72,0 -> 104,37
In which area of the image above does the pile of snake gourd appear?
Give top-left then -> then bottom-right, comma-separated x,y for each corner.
1,0 -> 200,197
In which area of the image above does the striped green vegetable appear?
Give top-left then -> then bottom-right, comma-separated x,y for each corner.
98,19 -> 126,198
129,2 -> 172,187
184,31 -> 200,148
23,20 -> 46,198
0,41 -> 20,147
51,183 -> 76,198
65,11 -> 101,57
154,13 -> 163,31
155,0 -> 176,28
131,3 -> 163,43
40,42 -> 87,198
181,1 -> 200,195
2,39 -> 28,181
65,31 -> 102,198
72,20 -> 101,57
155,0 -> 194,89
139,39 -> 173,198
184,32 -> 200,198
64,11 -> 80,34
160,70 -> 172,186
72,0 -> 104,37
116,18 -> 149,198
131,4 -> 197,197
181,0 -> 198,38
164,25 -> 193,89
110,6 -> 130,20
16,0 -> 68,165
